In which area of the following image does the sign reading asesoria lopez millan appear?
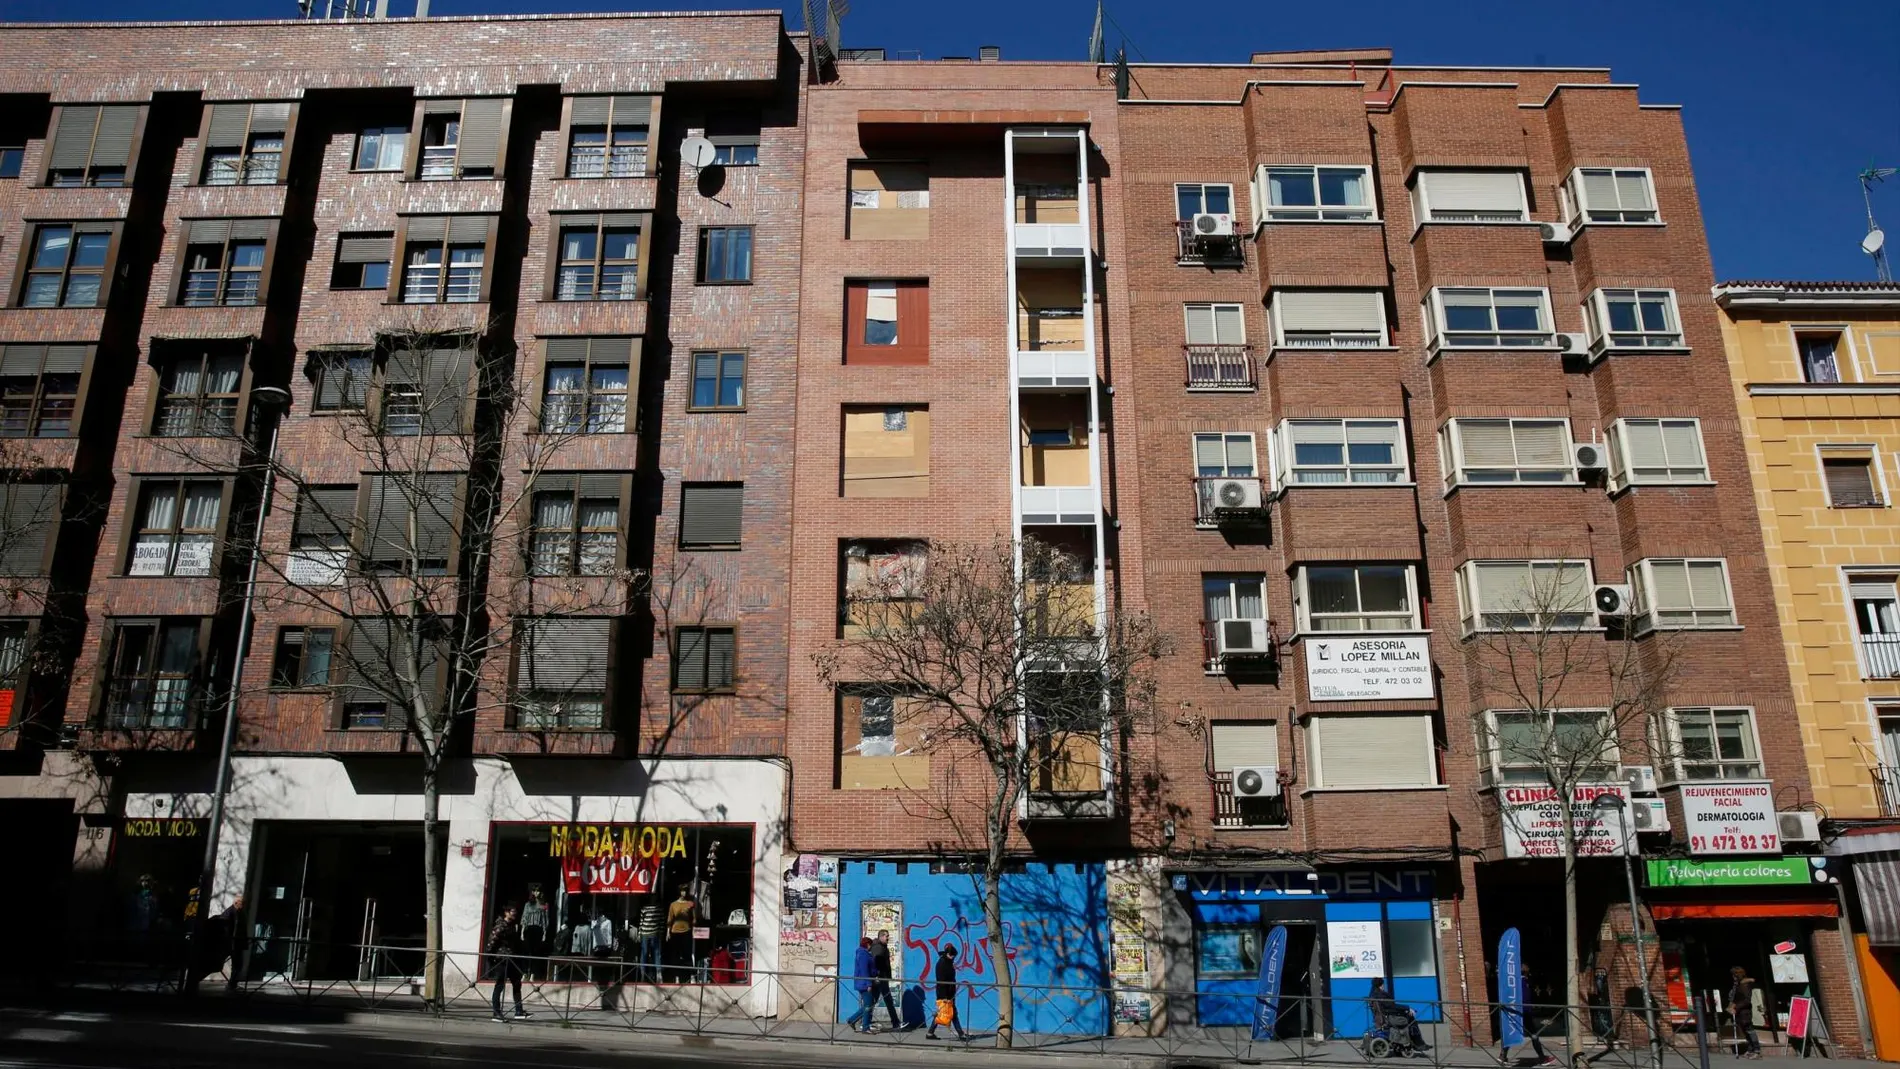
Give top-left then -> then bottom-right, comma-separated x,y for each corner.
1304,635 -> 1433,701
1499,782 -> 1631,859
1679,780 -> 1778,855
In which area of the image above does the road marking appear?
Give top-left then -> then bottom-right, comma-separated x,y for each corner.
48,1013 -> 109,1024
9,1028 -> 80,1043
170,1022 -> 312,1035
231,1037 -> 329,1049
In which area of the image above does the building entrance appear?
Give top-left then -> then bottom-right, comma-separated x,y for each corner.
244,821 -> 437,982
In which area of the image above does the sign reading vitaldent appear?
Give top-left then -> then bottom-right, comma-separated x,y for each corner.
1305,635 -> 1433,701
1499,782 -> 1631,858
1645,858 -> 1818,888
1679,780 -> 1778,855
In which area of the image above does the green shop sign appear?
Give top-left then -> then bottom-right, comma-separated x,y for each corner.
1645,858 -> 1818,888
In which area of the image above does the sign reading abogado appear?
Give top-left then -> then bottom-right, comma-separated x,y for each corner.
548,824 -> 688,894
1499,783 -> 1631,858
1304,635 -> 1433,701
1678,781 -> 1778,855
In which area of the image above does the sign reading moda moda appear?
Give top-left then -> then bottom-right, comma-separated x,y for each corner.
1499,782 -> 1631,859
1678,780 -> 1778,856
1304,635 -> 1433,701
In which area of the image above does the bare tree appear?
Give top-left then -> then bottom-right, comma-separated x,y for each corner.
814,536 -> 1168,1047
1465,560 -> 1678,1057
156,320 -> 640,1001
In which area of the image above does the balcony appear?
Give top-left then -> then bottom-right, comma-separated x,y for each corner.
1017,349 -> 1093,388
1875,764 -> 1900,818
1019,485 -> 1097,525
1211,770 -> 1290,828
1193,475 -> 1269,528
566,144 -> 648,180
1184,344 -> 1255,391
1024,729 -> 1112,820
1201,618 -> 1279,676
1861,634 -> 1900,679
1175,220 -> 1245,266
1014,222 -> 1088,259
101,678 -> 208,731
153,397 -> 238,438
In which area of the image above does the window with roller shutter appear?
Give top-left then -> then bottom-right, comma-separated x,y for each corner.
1819,447 -> 1886,508
1562,167 -> 1659,225
198,102 -> 292,186
679,483 -> 742,549
398,216 -> 492,304
672,625 -> 735,693
566,96 -> 652,178
1630,558 -> 1736,633
289,485 -> 355,586
330,233 -> 392,291
20,222 -> 117,308
1606,418 -> 1708,490
1441,418 -> 1574,485
337,616 -> 444,730
1275,419 -> 1406,486
1210,721 -> 1286,827
1307,714 -> 1436,788
1270,290 -> 1388,348
513,617 -> 616,729
0,483 -> 61,576
1412,170 -> 1527,223
1455,559 -> 1595,634
540,337 -> 636,432
359,473 -> 461,574
45,104 -> 141,187
308,349 -> 371,412
377,344 -> 471,436
413,98 -> 506,180
527,472 -> 627,575
176,219 -> 273,307
0,344 -> 88,438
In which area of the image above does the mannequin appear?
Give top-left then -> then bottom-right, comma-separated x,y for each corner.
665,884 -> 696,980
520,886 -> 550,977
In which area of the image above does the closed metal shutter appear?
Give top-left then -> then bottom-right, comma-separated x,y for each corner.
1276,290 -> 1383,332
90,106 -> 140,168
204,104 -> 252,149
1311,714 -> 1434,787
516,617 -> 612,691
48,106 -> 101,170
457,98 -> 505,174
364,473 -> 459,562
679,484 -> 742,547
0,484 -> 60,576
337,235 -> 392,264
1210,721 -> 1278,770
1420,171 -> 1522,213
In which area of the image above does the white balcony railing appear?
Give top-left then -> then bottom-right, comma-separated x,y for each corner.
1013,222 -> 1088,258
1017,350 -> 1094,387
1862,634 -> 1900,680
1019,484 -> 1098,525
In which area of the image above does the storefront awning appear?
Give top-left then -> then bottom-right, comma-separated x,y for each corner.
1651,901 -> 1838,921
1855,853 -> 1900,946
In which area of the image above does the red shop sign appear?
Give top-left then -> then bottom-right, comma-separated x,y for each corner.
562,849 -> 662,894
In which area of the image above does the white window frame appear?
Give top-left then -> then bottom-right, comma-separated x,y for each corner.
1183,302 -> 1247,346
1585,288 -> 1684,352
1817,443 -> 1890,508
1273,418 -> 1409,486
1560,167 -> 1660,226
1440,418 -> 1576,486
1424,287 -> 1555,352
1251,163 -> 1377,225
1410,170 -> 1529,225
1192,432 -> 1258,477
1294,563 -> 1422,634
1846,570 -> 1900,682
1790,325 -> 1860,384
1455,559 -> 1597,636
1204,573 -> 1267,622
1269,290 -> 1389,349
1606,418 -> 1711,491
1479,707 -> 1620,788
1629,558 -> 1738,634
1176,182 -> 1235,220
1664,706 -> 1765,783
1307,713 -> 1439,790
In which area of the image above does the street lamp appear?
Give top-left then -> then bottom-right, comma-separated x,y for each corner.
185,384 -> 291,992
1595,793 -> 1663,1069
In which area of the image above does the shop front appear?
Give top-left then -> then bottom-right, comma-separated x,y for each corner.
1172,865 -> 1445,1038
1642,856 -> 1842,1048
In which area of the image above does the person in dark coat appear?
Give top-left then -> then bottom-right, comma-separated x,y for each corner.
1727,966 -> 1761,1058
870,931 -> 901,1030
926,944 -> 968,1041
487,906 -> 534,1022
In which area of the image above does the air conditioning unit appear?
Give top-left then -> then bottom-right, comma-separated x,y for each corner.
1778,811 -> 1822,844
1555,333 -> 1590,357
1629,798 -> 1670,832
1592,583 -> 1633,617
1539,221 -> 1575,245
1232,765 -> 1281,799
1573,440 -> 1608,473
1622,764 -> 1659,795
1192,212 -> 1236,238
1211,477 -> 1263,512
1215,617 -> 1271,658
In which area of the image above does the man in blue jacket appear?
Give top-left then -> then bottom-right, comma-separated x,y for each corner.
845,937 -> 878,1033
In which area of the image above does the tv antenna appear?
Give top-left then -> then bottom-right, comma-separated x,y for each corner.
1861,164 -> 1896,283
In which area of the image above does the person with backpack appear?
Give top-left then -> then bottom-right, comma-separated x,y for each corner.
845,937 -> 878,1033
486,905 -> 533,1022
927,944 -> 968,1041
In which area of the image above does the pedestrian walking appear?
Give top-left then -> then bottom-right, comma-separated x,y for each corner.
1727,966 -> 1762,1058
926,944 -> 968,1041
487,905 -> 534,1022
1583,968 -> 1616,1065
845,937 -> 878,1033
870,930 -> 901,1030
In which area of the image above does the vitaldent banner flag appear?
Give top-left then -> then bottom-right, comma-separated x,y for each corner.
1498,927 -> 1525,1050
1251,924 -> 1289,1041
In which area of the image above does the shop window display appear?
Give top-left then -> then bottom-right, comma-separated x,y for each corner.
484,823 -> 754,986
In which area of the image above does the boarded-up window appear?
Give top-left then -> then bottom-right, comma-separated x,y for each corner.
842,404 -> 929,498
1017,268 -> 1084,352
845,280 -> 928,364
1014,154 -> 1080,224
841,539 -> 926,636
848,162 -> 929,239
1020,394 -> 1090,487
1308,714 -> 1435,787
0,483 -> 60,576
839,687 -> 931,790
673,625 -> 735,692
515,616 -> 613,730
679,483 -> 742,549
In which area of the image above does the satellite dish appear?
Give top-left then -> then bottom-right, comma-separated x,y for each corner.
680,136 -> 716,169
1864,228 -> 1887,256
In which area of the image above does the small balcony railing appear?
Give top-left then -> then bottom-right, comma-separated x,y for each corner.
1861,634 -> 1900,680
567,145 -> 648,179
1200,618 -> 1278,674
154,396 -> 239,438
1211,770 -> 1290,828
1193,475 -> 1268,527
102,678 -> 207,731
1184,344 -> 1255,390
419,145 -> 458,180
1874,764 -> 1900,818
1174,220 -> 1245,265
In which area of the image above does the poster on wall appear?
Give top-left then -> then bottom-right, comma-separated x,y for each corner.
561,848 -> 660,894
1326,920 -> 1384,979
1305,635 -> 1433,701
1679,781 -> 1778,855
1769,954 -> 1808,984
1498,783 -> 1631,858
861,900 -> 902,942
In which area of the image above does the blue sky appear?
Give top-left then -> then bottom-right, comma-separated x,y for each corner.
4,0 -> 1895,282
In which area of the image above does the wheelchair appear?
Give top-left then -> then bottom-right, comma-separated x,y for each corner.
1363,1009 -> 1427,1058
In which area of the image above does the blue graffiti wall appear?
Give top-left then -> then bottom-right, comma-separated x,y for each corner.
838,860 -> 1110,1036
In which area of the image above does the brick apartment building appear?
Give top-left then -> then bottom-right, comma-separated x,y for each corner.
0,7 -> 1860,1050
